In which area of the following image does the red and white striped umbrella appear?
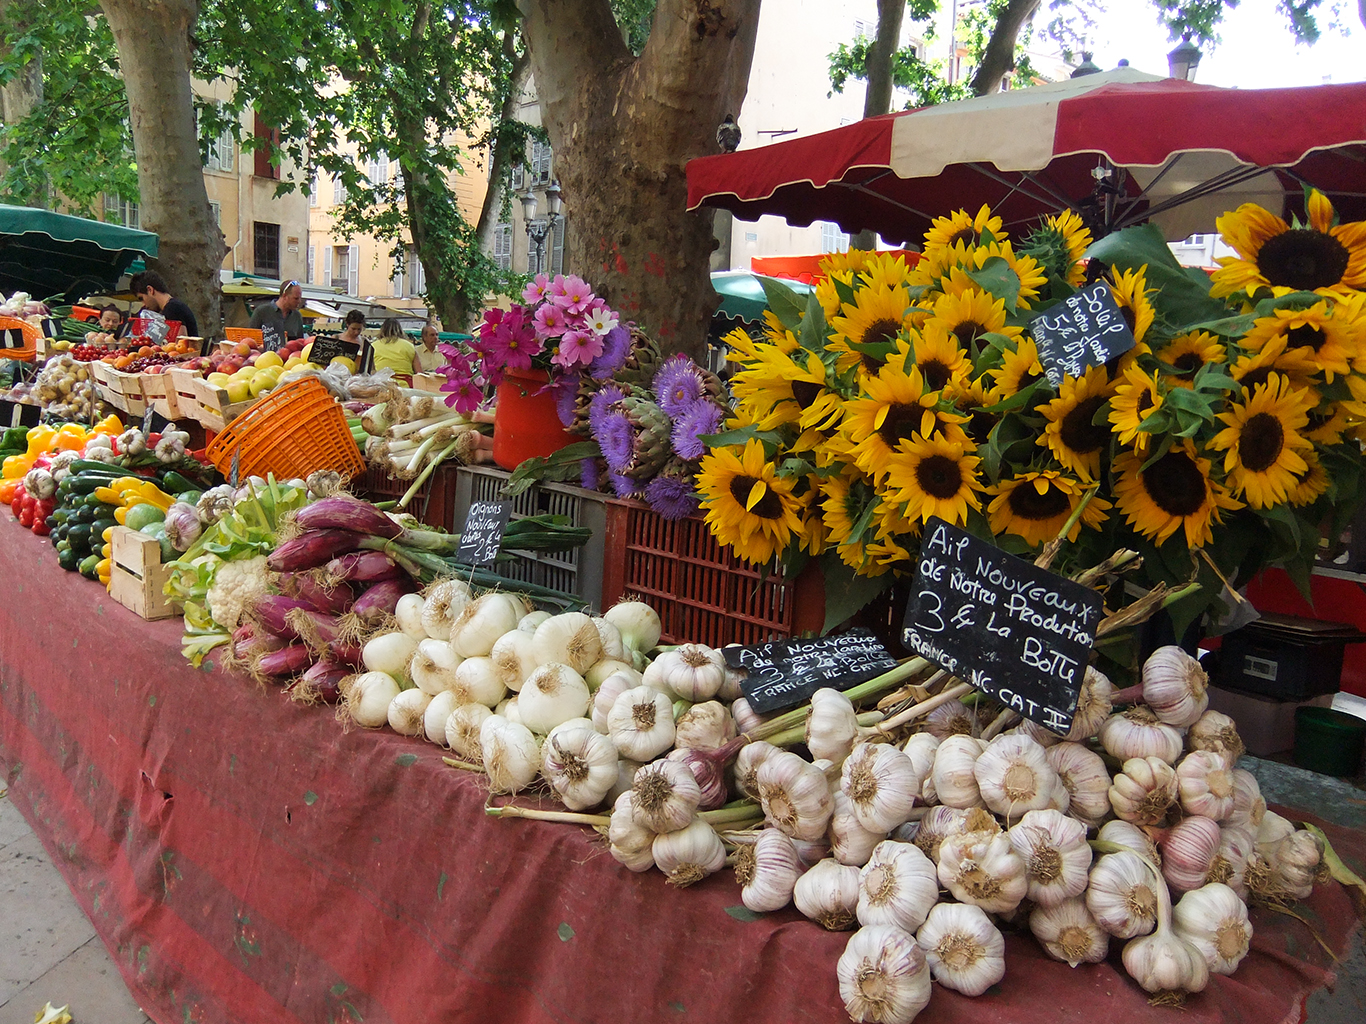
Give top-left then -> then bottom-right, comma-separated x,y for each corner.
686,68 -> 1366,245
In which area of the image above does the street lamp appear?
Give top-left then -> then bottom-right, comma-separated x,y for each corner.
1167,32 -> 1201,81
520,181 -> 563,274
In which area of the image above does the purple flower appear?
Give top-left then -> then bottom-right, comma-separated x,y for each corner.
581,458 -> 603,491
595,408 -> 637,472
653,354 -> 706,416
522,273 -> 552,304
588,384 -> 626,430
441,375 -> 484,414
670,400 -> 724,461
645,474 -> 701,521
608,470 -> 641,500
552,373 -> 580,427
588,325 -> 631,380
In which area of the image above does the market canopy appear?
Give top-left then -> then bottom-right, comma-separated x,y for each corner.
0,204 -> 158,300
687,69 -> 1366,245
711,270 -> 813,322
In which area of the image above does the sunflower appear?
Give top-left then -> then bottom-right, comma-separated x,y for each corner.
1210,190 -> 1366,299
947,377 -> 999,446
988,337 -> 1047,399
964,240 -> 1049,310
842,362 -> 967,479
905,327 -> 970,392
1228,335 -> 1320,394
697,439 -> 805,565
987,471 -> 1110,546
1304,400 -> 1355,445
921,285 -> 1017,357
1112,442 -> 1241,548
814,270 -> 853,320
1033,209 -> 1093,287
867,535 -> 916,573
796,482 -> 829,556
882,434 -> 983,527
923,204 -> 1004,251
820,249 -> 875,278
820,469 -> 881,572
729,344 -> 822,429
1288,451 -> 1331,506
857,251 -> 915,291
1239,299 -> 1360,380
1156,331 -> 1226,387
1210,373 -> 1316,509
1109,363 -> 1163,453
1037,366 -> 1114,481
721,326 -> 765,364
828,283 -> 914,374
758,310 -> 800,351
1109,266 -> 1155,344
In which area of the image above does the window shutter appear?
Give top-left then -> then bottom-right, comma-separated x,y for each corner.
551,220 -> 565,275
348,244 -> 359,296
322,246 -> 333,288
307,245 -> 315,285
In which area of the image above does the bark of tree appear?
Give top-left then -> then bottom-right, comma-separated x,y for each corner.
517,0 -> 762,359
852,0 -> 905,251
99,0 -> 222,335
474,33 -> 532,256
969,0 -> 1039,97
0,0 -> 45,206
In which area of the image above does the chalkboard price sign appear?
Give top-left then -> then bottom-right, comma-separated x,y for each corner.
457,501 -> 511,566
260,320 -> 285,353
728,629 -> 898,714
1030,281 -> 1136,386
308,335 -> 361,366
902,518 -> 1104,733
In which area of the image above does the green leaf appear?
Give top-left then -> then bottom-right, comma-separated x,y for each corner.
1085,224 -> 1228,331
758,276 -> 807,332
396,753 -> 418,767
964,256 -> 1020,312
797,293 -> 829,353
504,441 -> 601,497
557,922 -> 575,941
818,552 -> 893,633
699,426 -> 784,450
724,905 -> 762,922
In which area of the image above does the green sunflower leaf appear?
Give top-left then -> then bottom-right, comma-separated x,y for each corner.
699,426 -> 783,449
1253,291 -> 1324,318
1084,223 -> 1227,330
964,256 -> 1021,313
756,276 -> 807,333
778,457 -> 816,478
798,293 -> 829,353
832,274 -> 858,310
1183,313 -> 1257,338
1137,433 -> 1176,474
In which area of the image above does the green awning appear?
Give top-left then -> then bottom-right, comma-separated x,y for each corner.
711,270 -> 814,323
0,204 -> 159,301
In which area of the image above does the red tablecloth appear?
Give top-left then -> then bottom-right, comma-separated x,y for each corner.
1,524 -> 1362,1024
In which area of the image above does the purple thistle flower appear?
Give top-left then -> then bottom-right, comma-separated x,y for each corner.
609,470 -> 641,500
588,384 -> 627,432
670,400 -> 724,461
595,408 -> 637,472
653,354 -> 706,417
588,325 -> 631,380
581,458 -> 603,491
645,474 -> 700,521
552,373 -> 580,427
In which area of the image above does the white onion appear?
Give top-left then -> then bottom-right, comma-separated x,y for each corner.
451,593 -> 521,658
388,688 -> 432,736
518,663 -> 591,734
345,671 -> 401,728
446,703 -> 492,759
410,638 -> 461,695
490,629 -> 538,692
532,612 -> 604,675
452,656 -> 507,707
585,658 -> 639,691
423,690 -> 459,744
362,632 -> 418,678
603,600 -> 662,653
480,714 -> 540,794
518,610 -> 551,632
421,578 -> 471,639
395,593 -> 427,639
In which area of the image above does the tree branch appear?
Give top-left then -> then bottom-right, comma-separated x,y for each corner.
862,0 -> 905,119
516,0 -> 630,104
969,0 -> 1039,97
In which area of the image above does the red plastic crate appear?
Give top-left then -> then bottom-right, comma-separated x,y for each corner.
600,500 -> 825,646
353,462 -> 459,531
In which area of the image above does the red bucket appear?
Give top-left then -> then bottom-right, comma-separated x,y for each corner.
491,368 -> 574,471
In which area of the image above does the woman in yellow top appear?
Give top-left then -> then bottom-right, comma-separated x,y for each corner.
370,318 -> 416,377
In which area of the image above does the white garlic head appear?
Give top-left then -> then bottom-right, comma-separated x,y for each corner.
902,732 -> 939,804
807,688 -> 860,764
1226,768 -> 1266,832
931,735 -> 986,809
1044,741 -> 1111,828
757,750 -> 835,842
1066,666 -> 1115,741
1172,882 -> 1252,975
924,698 -> 977,739
647,643 -> 725,701
673,700 -> 736,751
829,790 -> 887,867
1141,645 -> 1209,728
607,685 -> 676,761
630,759 -> 702,834
1087,850 -> 1159,938
1098,819 -> 1162,865
735,740 -> 780,800
1121,924 -> 1210,998
974,733 -> 1062,819
937,830 -> 1028,914
736,828 -> 804,913
1099,704 -> 1185,764
1187,709 -> 1245,766
856,840 -> 940,932
841,742 -> 919,834
1029,896 -> 1110,967
1205,824 -> 1255,898
540,720 -> 618,811
911,805 -> 973,865
837,925 -> 932,1024
1159,815 -> 1222,892
1176,750 -> 1235,821
1008,808 -> 1093,907
651,818 -> 726,887
1109,755 -> 1179,826
915,902 -> 1006,996
795,858 -> 863,931
608,791 -> 655,872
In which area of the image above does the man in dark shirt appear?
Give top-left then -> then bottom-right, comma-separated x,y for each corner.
129,270 -> 200,338
248,280 -> 305,340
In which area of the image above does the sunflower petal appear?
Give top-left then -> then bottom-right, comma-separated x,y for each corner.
1307,189 -> 1335,234
745,479 -> 767,511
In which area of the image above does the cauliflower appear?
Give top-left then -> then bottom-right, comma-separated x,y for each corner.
205,554 -> 271,631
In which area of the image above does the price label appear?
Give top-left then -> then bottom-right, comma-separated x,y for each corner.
728,629 -> 898,714
901,517 -> 1104,733
307,335 -> 361,366
1030,281 -> 1136,386
458,501 -> 511,566
260,321 -> 285,352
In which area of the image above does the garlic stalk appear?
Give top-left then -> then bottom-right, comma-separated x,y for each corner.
1176,750 -> 1235,821
1009,808 -> 1092,907
857,840 -> 940,932
841,742 -> 919,834
652,818 -> 726,886
1109,756 -> 1179,826
1029,896 -> 1110,967
541,720 -> 618,811
829,790 -> 888,867
1172,882 -> 1253,975
1044,742 -> 1111,828
838,925 -> 932,1024
914,902 -> 1006,996
757,750 -> 835,841
937,829 -> 1027,914
735,827 -> 803,912
607,686 -> 676,760
974,733 -> 1062,819
1086,850 -> 1159,938
630,759 -> 702,833
795,858 -> 862,931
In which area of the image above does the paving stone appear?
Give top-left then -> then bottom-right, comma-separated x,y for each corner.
0,936 -> 152,1024
0,793 -> 30,852
0,834 -> 97,1007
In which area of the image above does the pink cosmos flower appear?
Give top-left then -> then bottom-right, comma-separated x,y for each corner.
552,274 -> 595,315
534,302 -> 569,338
522,273 -> 552,304
553,328 -> 605,368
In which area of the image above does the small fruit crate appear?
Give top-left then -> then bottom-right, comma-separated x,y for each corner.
90,361 -> 149,417
354,462 -> 459,531
412,373 -> 446,393
139,371 -> 181,421
452,466 -> 610,610
109,525 -> 181,621
165,366 -> 251,431
600,500 -> 825,647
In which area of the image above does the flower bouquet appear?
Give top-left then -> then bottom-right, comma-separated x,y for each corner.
700,189 -> 1366,639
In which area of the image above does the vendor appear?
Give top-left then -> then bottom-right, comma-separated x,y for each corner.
129,271 -> 199,339
370,317 -> 416,377
248,280 -> 305,340
339,309 -> 366,346
413,323 -> 444,373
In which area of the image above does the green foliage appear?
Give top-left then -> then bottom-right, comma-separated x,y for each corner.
0,1 -> 137,213
611,0 -> 657,54
1154,0 -> 1326,46
828,38 -> 971,108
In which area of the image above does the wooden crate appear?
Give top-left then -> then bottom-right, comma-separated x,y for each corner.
139,370 -> 181,421
109,526 -> 181,620
412,373 -> 446,393
165,366 -> 251,431
91,361 -> 148,417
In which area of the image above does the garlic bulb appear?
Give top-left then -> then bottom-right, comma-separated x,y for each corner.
451,655 -> 507,708
931,735 -> 986,809
608,792 -> 655,872
674,700 -> 736,750
1206,824 -> 1255,897
857,840 -> 939,932
1007,718 -> 1061,748
420,578 -> 471,640
652,818 -> 726,887
1141,645 -> 1209,728
410,638 -> 461,695
1087,851 -> 1159,938
1160,815 -> 1222,892
592,616 -> 626,662
717,662 -> 746,702
423,690 -> 459,745
829,790 -> 887,867
1065,666 -> 1115,741
1121,862 -> 1209,999
915,902 -> 1006,996
1109,756 -> 1178,825
591,671 -> 636,733
937,830 -> 1027,914
841,743 -> 919,834
1226,768 -> 1266,831
445,702 -> 492,760
924,698 -> 976,738
665,744 -> 735,811
974,734 -> 1061,818
1099,705 -> 1185,764
912,805 -> 978,865
1099,820 -> 1162,865
450,592 -> 521,658
758,750 -> 835,841
541,720 -> 618,810
1009,808 -> 1092,907
518,663 -> 591,733
645,643 -> 726,701
838,925 -> 932,1024
1251,812 -> 1322,901
387,688 -> 432,736
630,759 -> 701,833
731,696 -> 766,734
735,828 -> 803,912
1187,709 -> 1245,766
1044,742 -> 1111,828
1172,882 -> 1252,975
795,858 -> 863,931
1176,750 -> 1234,821
479,714 -> 541,795
807,688 -> 860,763
531,611 -> 604,674
497,696 -> 522,726
1029,896 -> 1110,967
735,740 -> 780,800
489,629 -> 537,692
606,757 -> 642,804
607,686 -> 676,760
901,733 -> 939,804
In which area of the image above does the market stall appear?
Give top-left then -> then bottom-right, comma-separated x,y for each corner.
0,204 -> 158,301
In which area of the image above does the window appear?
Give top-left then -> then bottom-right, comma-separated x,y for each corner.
853,18 -> 873,39
208,201 -> 221,227
204,104 -> 235,173
820,221 -> 850,254
394,171 -> 405,201
253,112 -> 280,180
407,245 -> 426,295
370,151 -> 389,185
529,140 -> 552,185
310,173 -> 319,207
392,259 -> 404,298
551,220 -> 565,276
333,174 -> 346,205
493,223 -> 512,271
104,194 -> 139,229
348,244 -> 359,296
334,245 -> 351,291
322,246 -> 333,289
511,162 -> 525,191
307,245 -> 315,285
253,221 -> 280,277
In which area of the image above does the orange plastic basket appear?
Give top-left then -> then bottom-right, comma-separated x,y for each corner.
225,327 -> 265,346
206,376 -> 365,482
0,315 -> 42,362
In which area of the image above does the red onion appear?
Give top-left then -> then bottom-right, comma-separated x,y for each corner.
284,607 -> 347,651
327,550 -> 403,583
351,577 -> 417,623
233,632 -> 289,661
250,595 -> 314,639
294,495 -> 403,539
252,643 -> 315,680
266,530 -> 367,572
278,571 -> 354,615
665,736 -> 747,810
290,658 -> 349,703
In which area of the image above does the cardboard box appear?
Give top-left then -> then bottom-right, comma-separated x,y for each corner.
1207,683 -> 1334,756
